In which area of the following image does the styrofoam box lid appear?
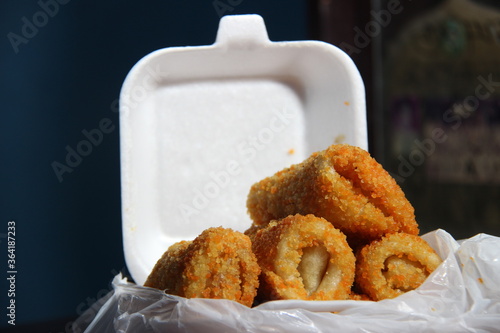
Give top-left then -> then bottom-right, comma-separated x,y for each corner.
119,14 -> 367,285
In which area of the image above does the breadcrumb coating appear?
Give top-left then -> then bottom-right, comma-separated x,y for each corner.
247,144 -> 419,247
144,227 -> 260,307
355,232 -> 442,301
144,240 -> 192,296
252,214 -> 355,301
243,222 -> 266,244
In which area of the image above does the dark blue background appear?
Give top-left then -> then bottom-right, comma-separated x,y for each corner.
0,0 -> 307,329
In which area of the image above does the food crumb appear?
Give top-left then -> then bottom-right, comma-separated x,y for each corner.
334,134 -> 346,144
288,148 -> 295,155
344,101 -> 350,106
478,277 -> 484,284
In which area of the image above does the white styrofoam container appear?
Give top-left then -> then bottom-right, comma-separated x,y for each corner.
119,14 -> 367,285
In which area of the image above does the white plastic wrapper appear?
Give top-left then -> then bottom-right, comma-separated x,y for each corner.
77,229 -> 500,333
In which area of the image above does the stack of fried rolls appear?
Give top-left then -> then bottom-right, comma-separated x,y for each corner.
246,144 -> 441,301
249,214 -> 355,301
144,227 -> 260,307
145,144 -> 442,304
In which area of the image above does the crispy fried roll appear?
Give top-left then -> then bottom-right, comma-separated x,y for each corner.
252,214 -> 355,301
144,227 -> 260,307
247,144 -> 419,245
355,232 -> 442,301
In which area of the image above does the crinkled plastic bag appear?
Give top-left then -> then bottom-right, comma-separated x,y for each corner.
75,230 -> 500,333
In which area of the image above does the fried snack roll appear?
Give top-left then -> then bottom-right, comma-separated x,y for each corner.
355,232 -> 442,301
144,227 -> 260,307
247,144 -> 419,245
252,214 -> 355,301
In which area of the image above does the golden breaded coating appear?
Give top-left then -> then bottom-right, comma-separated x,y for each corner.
252,214 -> 355,301
144,240 -> 192,296
355,232 -> 442,301
144,227 -> 260,307
243,223 -> 268,244
247,144 -> 419,246
349,292 -> 373,301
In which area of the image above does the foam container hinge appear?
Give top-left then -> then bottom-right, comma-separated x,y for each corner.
119,14 -> 367,285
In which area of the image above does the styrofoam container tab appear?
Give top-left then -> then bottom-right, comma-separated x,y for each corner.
119,14 -> 367,285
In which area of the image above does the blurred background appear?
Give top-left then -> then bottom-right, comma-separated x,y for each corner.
1,0 -> 499,331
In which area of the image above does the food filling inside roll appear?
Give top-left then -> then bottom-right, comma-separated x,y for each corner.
382,255 -> 427,292
296,245 -> 343,296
